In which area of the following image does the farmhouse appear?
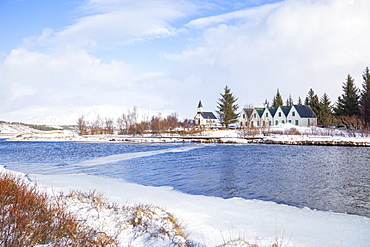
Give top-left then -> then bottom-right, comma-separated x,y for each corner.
194,101 -> 219,129
239,105 -> 317,127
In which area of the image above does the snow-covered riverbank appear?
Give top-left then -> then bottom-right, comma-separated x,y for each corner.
4,130 -> 370,147
2,121 -> 370,146
1,165 -> 370,246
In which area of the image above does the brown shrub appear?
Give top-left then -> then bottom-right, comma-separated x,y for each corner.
0,172 -> 118,246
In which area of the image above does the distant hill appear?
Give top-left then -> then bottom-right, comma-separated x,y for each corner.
0,105 -> 176,126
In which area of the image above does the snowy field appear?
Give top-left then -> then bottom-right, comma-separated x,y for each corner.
3,125 -> 370,147
2,163 -> 370,247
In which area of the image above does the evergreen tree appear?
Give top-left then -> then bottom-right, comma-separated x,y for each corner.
318,93 -> 334,126
272,89 -> 283,107
305,88 -> 320,116
334,74 -> 360,116
286,94 -> 293,106
297,96 -> 303,105
216,86 -> 239,129
360,67 -> 370,124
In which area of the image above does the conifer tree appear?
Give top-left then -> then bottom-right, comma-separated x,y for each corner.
272,89 -> 283,107
286,94 -> 293,106
360,67 -> 370,124
297,96 -> 302,105
216,86 -> 239,129
305,88 -> 320,116
334,74 -> 360,116
319,93 -> 334,126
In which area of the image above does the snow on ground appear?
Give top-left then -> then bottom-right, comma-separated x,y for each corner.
0,122 -> 38,134
20,170 -> 370,247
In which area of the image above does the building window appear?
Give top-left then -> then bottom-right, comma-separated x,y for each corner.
295,120 -> 299,125
243,114 -> 246,119
257,121 -> 260,126
282,120 -> 285,124
269,121 -> 271,126
254,113 -> 256,118
266,113 -> 268,117
308,119 -> 311,126
251,121 -> 254,126
288,120 -> 292,123
292,111 -> 295,116
278,112 -> 282,117
275,120 -> 278,125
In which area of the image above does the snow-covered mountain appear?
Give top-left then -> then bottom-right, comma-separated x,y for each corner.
0,105 -> 177,125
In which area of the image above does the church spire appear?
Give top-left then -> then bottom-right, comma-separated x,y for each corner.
197,100 -> 204,113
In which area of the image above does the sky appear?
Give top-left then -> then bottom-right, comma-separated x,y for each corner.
1,0 -> 370,121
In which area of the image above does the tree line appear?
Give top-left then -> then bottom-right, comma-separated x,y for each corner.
76,107 -> 195,136
270,67 -> 370,132
215,67 -> 370,132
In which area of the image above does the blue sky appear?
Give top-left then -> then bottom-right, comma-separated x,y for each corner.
1,0 -> 370,120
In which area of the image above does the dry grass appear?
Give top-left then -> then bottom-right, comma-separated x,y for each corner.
66,190 -> 190,246
0,173 -> 118,246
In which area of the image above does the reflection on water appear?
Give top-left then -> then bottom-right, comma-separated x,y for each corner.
1,140 -> 369,217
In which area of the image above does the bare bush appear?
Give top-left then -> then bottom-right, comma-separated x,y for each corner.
90,116 -> 104,135
77,115 -> 88,135
284,127 -> 301,135
237,126 -> 260,137
336,115 -> 369,136
150,114 -> 165,136
0,172 -> 118,246
104,118 -> 115,135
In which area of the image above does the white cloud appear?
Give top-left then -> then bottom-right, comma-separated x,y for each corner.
0,46 -> 184,114
53,0 -> 195,49
0,47 -> 133,111
167,0 -> 370,108
186,2 -> 279,29
2,0 -> 370,120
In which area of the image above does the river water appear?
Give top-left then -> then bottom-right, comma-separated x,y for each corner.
1,139 -> 369,217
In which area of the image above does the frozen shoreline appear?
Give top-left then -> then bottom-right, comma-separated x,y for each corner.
4,131 -> 370,147
1,165 -> 370,246
2,121 -> 370,146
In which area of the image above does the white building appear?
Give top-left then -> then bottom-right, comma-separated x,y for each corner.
239,105 -> 317,127
194,101 -> 219,129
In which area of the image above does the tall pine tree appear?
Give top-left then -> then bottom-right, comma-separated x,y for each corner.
360,67 -> 370,124
272,89 -> 283,107
319,93 -> 334,126
305,88 -> 320,117
216,86 -> 239,129
286,94 -> 294,106
297,96 -> 303,105
334,74 -> 360,116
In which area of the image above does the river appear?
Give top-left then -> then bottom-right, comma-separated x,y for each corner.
1,139 -> 369,217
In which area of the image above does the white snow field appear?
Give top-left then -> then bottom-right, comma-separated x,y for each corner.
20,169 -> 369,247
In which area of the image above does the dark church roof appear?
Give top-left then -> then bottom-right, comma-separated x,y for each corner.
200,112 -> 217,119
294,105 -> 317,118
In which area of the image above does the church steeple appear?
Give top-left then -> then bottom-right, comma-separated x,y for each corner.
197,100 -> 204,113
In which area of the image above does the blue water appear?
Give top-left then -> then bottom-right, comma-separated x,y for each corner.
1,139 -> 369,217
